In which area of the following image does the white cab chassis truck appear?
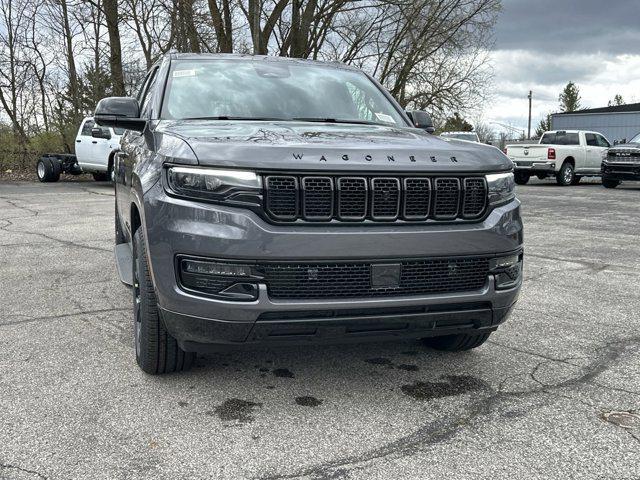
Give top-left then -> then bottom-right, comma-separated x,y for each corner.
36,117 -> 123,182
506,130 -> 610,186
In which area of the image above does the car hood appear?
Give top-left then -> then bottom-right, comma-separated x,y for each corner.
155,120 -> 510,173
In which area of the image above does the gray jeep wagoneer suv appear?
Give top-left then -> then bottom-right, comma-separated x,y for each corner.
95,54 -> 523,374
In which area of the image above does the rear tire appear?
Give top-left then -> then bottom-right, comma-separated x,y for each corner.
514,172 -> 530,185
36,157 -> 60,182
556,161 -> 575,186
602,178 -> 620,189
422,331 -> 492,351
132,227 -> 194,374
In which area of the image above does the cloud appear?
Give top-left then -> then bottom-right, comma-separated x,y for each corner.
495,0 -> 640,54
481,1 -> 640,133
491,50 -> 602,85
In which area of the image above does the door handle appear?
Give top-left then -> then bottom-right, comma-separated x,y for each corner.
92,141 -> 97,144
76,140 -> 81,143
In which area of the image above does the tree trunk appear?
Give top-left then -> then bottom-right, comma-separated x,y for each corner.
208,0 -> 233,52
60,0 -> 81,114
103,0 -> 126,96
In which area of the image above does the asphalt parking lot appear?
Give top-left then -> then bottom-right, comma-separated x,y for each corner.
1,178 -> 639,480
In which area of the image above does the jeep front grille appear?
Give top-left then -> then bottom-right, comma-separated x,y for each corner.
258,257 -> 490,299
263,174 -> 487,223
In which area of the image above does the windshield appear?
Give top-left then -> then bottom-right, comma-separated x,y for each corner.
161,60 -> 406,127
630,132 -> 640,144
442,133 -> 478,141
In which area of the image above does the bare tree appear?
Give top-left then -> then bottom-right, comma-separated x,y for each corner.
0,0 -> 32,143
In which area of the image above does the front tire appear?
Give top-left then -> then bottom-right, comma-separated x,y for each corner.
556,161 -> 575,186
514,171 -> 530,185
132,227 -> 195,374
422,331 -> 492,351
602,178 -> 620,189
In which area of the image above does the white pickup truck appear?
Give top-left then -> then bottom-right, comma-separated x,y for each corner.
506,130 -> 610,186
36,116 -> 123,182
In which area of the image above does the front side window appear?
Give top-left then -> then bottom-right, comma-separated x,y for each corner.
585,133 -> 598,146
161,60 -> 406,127
596,134 -> 610,147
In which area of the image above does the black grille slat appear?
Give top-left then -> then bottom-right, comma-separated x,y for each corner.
434,178 -> 460,219
302,177 -> 333,220
266,176 -> 298,219
371,178 -> 400,220
404,178 -> 431,219
463,178 -> 487,218
263,174 -> 487,223
338,177 -> 367,220
260,257 -> 490,299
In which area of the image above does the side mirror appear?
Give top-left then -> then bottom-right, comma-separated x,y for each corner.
94,97 -> 146,132
91,127 -> 111,140
406,110 -> 435,134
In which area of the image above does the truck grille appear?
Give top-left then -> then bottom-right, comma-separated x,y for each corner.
607,152 -> 640,163
258,257 -> 490,299
264,175 -> 487,223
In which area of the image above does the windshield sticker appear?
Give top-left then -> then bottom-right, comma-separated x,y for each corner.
374,112 -> 395,124
172,69 -> 196,78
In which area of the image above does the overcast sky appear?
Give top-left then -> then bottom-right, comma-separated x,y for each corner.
485,0 -> 640,134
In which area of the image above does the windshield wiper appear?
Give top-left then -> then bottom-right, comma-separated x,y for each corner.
292,117 -> 387,126
181,116 -> 288,121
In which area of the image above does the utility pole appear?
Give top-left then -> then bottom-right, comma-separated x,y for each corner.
527,90 -> 532,140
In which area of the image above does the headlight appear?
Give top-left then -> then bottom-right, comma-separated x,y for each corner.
486,172 -> 515,205
166,166 -> 262,204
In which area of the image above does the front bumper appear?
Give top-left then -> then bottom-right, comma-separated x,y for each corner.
142,181 -> 523,348
602,161 -> 640,181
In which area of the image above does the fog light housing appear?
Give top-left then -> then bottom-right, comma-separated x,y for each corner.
489,253 -> 522,290
178,257 -> 261,300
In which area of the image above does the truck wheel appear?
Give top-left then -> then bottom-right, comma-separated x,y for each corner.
115,198 -> 126,245
132,227 -> 195,374
602,178 -> 620,189
422,331 -> 492,351
556,162 -> 575,186
514,172 -> 530,185
36,157 -> 60,182
93,172 -> 110,182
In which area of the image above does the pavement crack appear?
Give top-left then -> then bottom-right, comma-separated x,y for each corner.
1,308 -> 130,327
0,195 -> 40,217
525,252 -> 638,275
255,335 -> 640,480
0,222 -> 110,253
0,462 -> 48,479
80,186 -> 114,197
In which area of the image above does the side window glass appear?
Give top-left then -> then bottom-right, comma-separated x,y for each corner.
136,71 -> 154,102
585,133 -> 598,146
139,69 -> 159,118
81,119 -> 95,136
597,135 -> 610,148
